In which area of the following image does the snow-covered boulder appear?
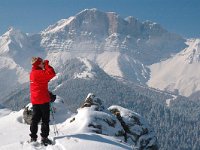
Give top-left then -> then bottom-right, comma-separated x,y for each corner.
69,93 -> 125,138
67,93 -> 158,149
109,105 -> 158,150
80,93 -> 105,111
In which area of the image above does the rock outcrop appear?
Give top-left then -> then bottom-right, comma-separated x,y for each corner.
70,93 -> 158,149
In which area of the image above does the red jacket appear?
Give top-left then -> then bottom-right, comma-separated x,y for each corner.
30,61 -> 56,104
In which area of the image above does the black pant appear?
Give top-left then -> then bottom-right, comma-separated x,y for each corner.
30,102 -> 50,139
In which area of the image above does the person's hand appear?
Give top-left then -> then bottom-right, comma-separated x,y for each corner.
44,60 -> 49,66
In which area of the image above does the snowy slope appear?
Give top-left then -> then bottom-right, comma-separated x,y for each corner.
0,104 -> 11,118
0,95 -> 146,150
148,39 -> 200,96
0,110 -> 131,150
0,56 -> 28,99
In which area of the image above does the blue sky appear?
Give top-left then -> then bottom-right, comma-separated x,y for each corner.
0,0 -> 199,38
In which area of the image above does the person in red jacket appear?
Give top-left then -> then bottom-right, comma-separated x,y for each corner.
29,57 -> 56,145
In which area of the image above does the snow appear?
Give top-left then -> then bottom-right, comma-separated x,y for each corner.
96,51 -> 123,77
42,17 -> 75,34
47,51 -> 125,79
0,97 -> 132,150
0,56 -> 29,99
147,39 -> 200,96
0,108 -> 11,118
0,57 -> 29,84
166,95 -> 178,107
74,57 -> 96,79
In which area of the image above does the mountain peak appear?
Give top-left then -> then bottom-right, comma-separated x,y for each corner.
1,27 -> 28,47
42,17 -> 75,34
3,27 -> 25,38
78,8 -> 98,14
0,27 -> 28,56
125,16 -> 139,23
75,8 -> 105,19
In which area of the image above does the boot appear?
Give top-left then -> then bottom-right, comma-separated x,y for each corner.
41,137 -> 52,146
29,138 -> 37,143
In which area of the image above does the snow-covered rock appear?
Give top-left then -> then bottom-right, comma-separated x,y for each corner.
80,93 -> 105,110
66,93 -> 158,149
67,93 -> 125,138
109,105 -> 158,150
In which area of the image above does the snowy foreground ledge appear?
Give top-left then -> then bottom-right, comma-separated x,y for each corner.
0,93 -> 158,150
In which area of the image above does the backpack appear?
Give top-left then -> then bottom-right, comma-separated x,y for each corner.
23,103 -> 33,125
23,91 -> 56,125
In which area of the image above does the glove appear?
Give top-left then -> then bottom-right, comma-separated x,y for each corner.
49,91 -> 56,102
44,60 -> 49,69
44,60 -> 49,66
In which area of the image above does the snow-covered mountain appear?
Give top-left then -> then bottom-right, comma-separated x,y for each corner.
0,27 -> 43,69
0,8 -> 189,101
40,8 -> 185,82
0,27 -> 43,100
148,39 -> 200,96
